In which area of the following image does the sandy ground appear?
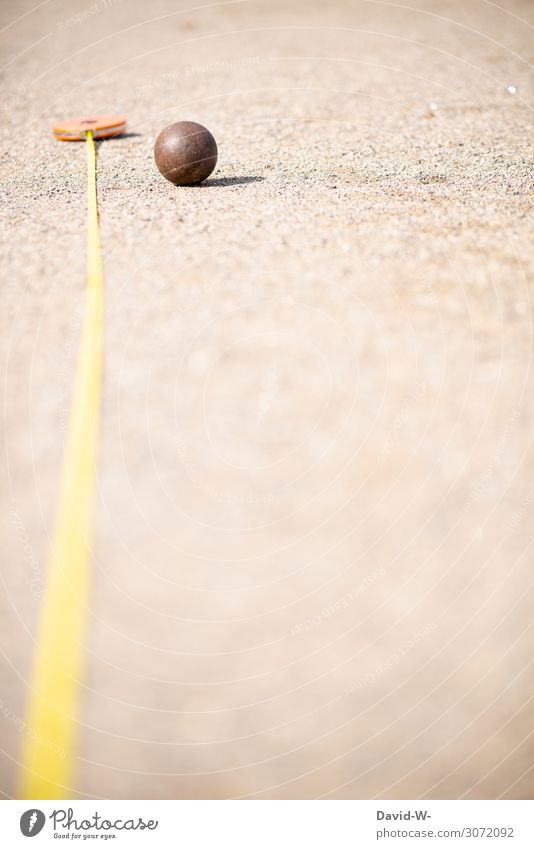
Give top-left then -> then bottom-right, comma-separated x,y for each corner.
1,0 -> 534,799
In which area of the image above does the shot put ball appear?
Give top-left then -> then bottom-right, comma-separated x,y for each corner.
154,121 -> 218,185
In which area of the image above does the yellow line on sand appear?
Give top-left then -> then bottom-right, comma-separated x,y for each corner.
18,131 -> 103,799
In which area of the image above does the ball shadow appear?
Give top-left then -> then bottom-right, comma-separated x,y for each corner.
201,175 -> 265,187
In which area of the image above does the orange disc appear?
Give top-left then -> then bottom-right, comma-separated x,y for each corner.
52,114 -> 127,141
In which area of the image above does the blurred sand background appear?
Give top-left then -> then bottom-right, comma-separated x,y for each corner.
1,0 -> 534,799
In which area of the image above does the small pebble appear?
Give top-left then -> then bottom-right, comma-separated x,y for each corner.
422,102 -> 438,118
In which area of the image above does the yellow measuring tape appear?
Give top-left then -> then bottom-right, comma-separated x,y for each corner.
18,131 -> 103,799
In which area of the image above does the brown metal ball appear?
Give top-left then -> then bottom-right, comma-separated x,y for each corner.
154,121 -> 218,185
